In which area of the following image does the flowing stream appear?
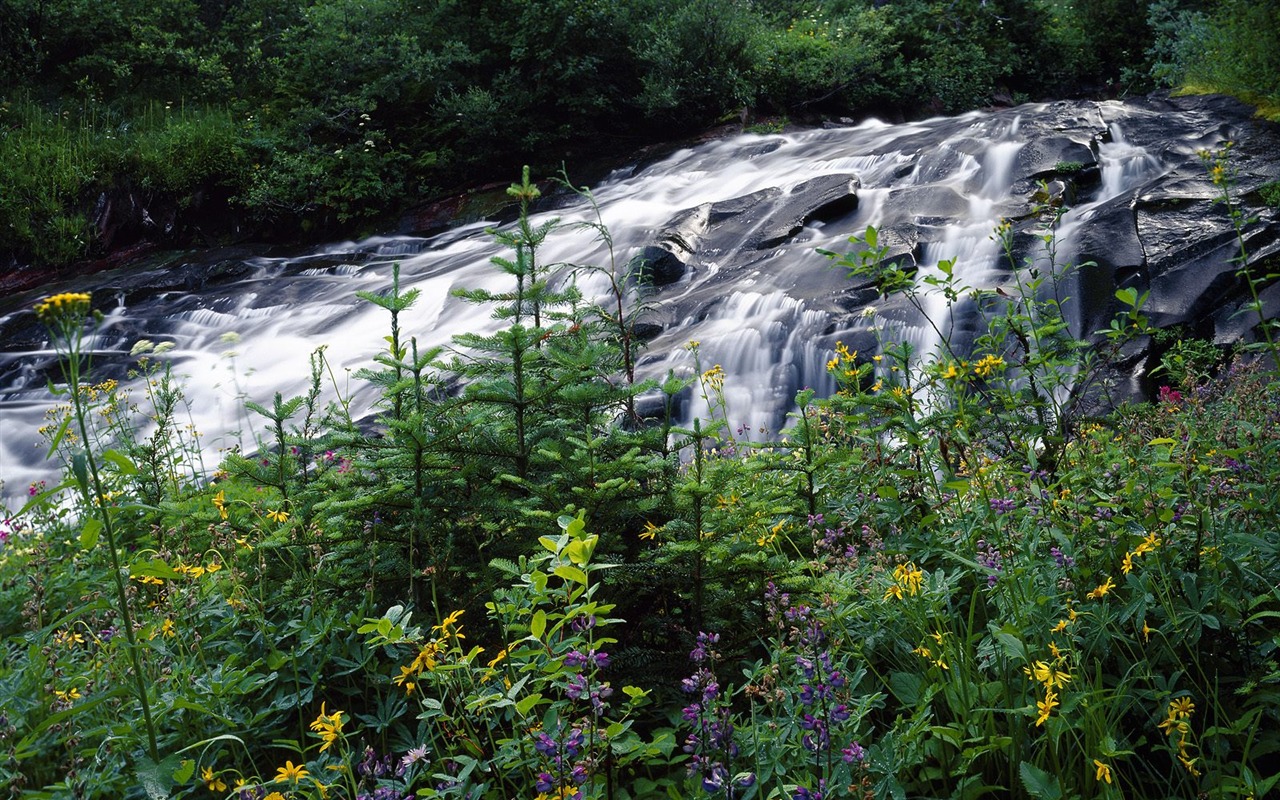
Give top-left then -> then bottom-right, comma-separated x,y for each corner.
0,101 -> 1181,513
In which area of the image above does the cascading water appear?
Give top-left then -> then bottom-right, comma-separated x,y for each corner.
5,97 -> 1239,514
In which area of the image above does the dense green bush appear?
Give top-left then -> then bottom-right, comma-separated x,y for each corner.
14,0 -> 1280,266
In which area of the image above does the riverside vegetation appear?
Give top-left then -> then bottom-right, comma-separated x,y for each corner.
2,0 -> 1279,267
1,154 -> 1278,799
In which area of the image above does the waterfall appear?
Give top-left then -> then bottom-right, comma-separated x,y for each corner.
0,101 -> 1192,511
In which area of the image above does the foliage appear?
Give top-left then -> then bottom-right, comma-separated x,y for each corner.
11,0 -> 1280,265
3,159 -> 1279,799
1147,0 -> 1280,115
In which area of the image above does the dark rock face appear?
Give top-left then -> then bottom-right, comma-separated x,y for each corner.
635,174 -> 860,287
630,93 -> 1279,404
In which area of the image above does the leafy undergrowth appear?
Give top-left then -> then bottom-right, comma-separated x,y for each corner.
2,166 -> 1279,800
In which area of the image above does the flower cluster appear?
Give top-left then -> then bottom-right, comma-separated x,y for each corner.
1120,531 -> 1160,575
912,631 -> 949,670
1025,655 -> 1071,728
702,364 -> 726,392
972,354 -> 1006,378
34,292 -> 92,326
355,746 -> 412,799
533,724 -> 589,800
883,561 -> 924,600
309,702 -> 346,752
826,341 -> 859,382
681,632 -> 752,797
975,539 -> 1003,587
1157,696 -> 1200,776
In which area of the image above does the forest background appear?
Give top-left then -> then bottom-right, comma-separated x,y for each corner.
1,0 -> 1277,269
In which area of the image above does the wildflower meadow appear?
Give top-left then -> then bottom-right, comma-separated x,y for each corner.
1,158 -> 1278,800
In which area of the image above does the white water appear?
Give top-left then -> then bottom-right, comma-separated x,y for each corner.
0,104 -> 1171,512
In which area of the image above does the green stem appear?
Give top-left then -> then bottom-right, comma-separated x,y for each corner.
62,321 -> 161,763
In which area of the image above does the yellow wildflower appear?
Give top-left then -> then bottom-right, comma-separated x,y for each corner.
435,609 -> 464,632
1168,696 -> 1195,720
54,629 -> 85,646
149,618 -> 176,640
264,793 -> 287,800
883,583 -> 904,601
1121,552 -> 1135,574
1178,753 -> 1201,777
54,687 -> 82,702
309,702 -> 346,753
1093,759 -> 1112,784
266,509 -> 289,524
639,521 -> 659,541
212,490 -> 228,520
1134,531 -> 1160,555
202,766 -> 227,793
1086,576 -> 1115,600
275,760 -> 309,783
34,292 -> 92,325
972,354 -> 1005,378
893,562 -> 924,594
1142,619 -> 1153,642
1025,660 -> 1071,690
702,364 -> 725,391
1051,618 -> 1068,634
1035,689 -> 1058,727
409,640 -> 444,674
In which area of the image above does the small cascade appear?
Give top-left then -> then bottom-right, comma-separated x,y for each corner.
652,291 -> 836,437
1098,123 -> 1162,202
894,118 -> 1026,365
0,99 -> 1211,511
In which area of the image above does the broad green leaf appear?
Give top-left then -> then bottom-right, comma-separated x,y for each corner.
172,760 -> 195,784
1018,760 -> 1063,800
71,451 -> 89,496
515,693 -> 543,716
530,610 -> 547,638
136,753 -> 182,800
80,518 -> 102,549
130,558 -> 183,581
102,448 -> 138,475
554,565 -> 588,585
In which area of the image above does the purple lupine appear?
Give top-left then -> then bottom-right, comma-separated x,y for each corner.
842,742 -> 866,763
976,539 -> 1003,587
1050,546 -> 1075,569
531,724 -> 590,800
681,631 -> 751,798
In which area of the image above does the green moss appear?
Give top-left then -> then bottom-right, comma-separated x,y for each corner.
1258,180 -> 1280,208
